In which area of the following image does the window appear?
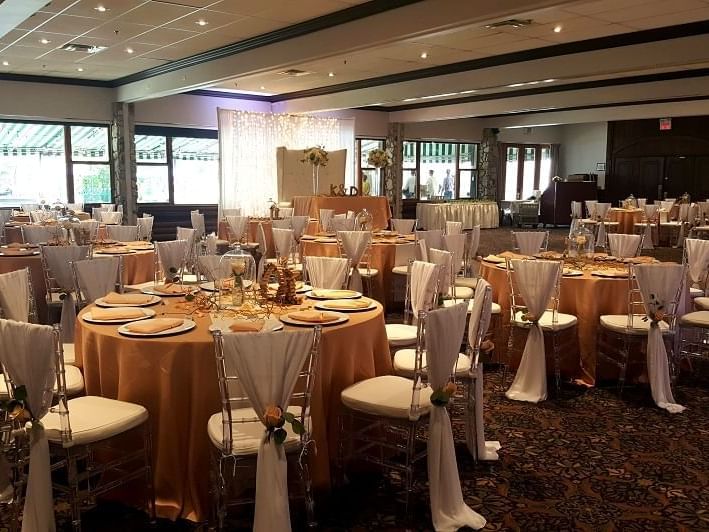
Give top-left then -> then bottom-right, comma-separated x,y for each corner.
0,121 -> 111,207
355,138 -> 384,196
172,137 -> 219,204
136,135 -> 169,203
402,141 -> 418,199
501,143 -> 555,201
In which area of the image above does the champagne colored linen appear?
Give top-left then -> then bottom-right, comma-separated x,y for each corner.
607,233 -> 642,258
75,300 -> 391,521
292,196 -> 391,230
416,202 -> 499,230
0,320 -> 57,532
73,257 -> 120,303
337,230 -> 371,292
153,283 -> 192,295
103,291 -> 153,305
322,299 -> 371,309
287,310 -> 340,323
228,320 -> 263,332
125,318 -> 183,334
425,303 -> 486,531
512,232 -> 546,256
305,256 -> 349,289
0,268 -> 30,321
310,289 -> 357,299
90,307 -> 147,320
633,264 -> 686,413
505,260 -> 561,403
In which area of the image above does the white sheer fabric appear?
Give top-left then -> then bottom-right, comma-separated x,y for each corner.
685,238 -> 709,289
469,225 -> 481,258
78,220 -> 100,241
642,204 -> 659,249
0,320 -> 57,532
222,208 -> 242,217
637,198 -> 647,208
428,248 -> 452,295
337,231 -> 371,292
177,226 -> 197,244
391,218 -> 416,234
330,217 -> 355,232
197,255 -> 230,282
91,207 -> 105,221
22,225 -> 65,244
205,234 -> 218,255
191,211 -> 206,238
271,219 -> 292,230
425,303 -> 486,531
101,203 -> 115,211
305,256 -> 348,289
416,230 -> 444,254
272,228 -> 294,260
608,233 -> 641,258
221,330 -> 314,532
633,264 -> 686,413
585,200 -> 598,218
0,269 -> 30,321
73,257 -> 120,303
410,261 -> 438,316
570,201 -> 583,219
21,203 -> 40,212
257,223 -> 268,279
443,234 -> 466,274
218,108 -> 355,216
101,211 -> 123,224
225,215 -> 248,242
505,260 -> 560,403
156,240 -> 188,280
596,202 -> 611,248
279,207 -> 294,218
319,209 -> 335,232
106,225 -> 138,242
42,245 -> 90,342
513,232 -> 546,256
660,200 -> 675,212
445,221 -> 463,235
136,216 -> 153,241
291,216 -> 309,241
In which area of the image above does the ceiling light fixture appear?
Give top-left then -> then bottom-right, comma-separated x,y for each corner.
1,61 -> 8,66
543,78 -> 555,83
553,25 -> 562,33
196,19 -> 208,26
77,67 -> 84,72
94,5 -> 107,12
39,38 -> 50,44
126,47 -> 134,54
259,85 -> 265,90
420,51 -> 428,59
328,72 -> 335,77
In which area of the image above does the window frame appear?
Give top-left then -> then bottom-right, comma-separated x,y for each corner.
500,143 -> 553,201
355,137 -> 386,196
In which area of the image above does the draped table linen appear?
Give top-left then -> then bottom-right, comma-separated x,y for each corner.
292,196 -> 391,230
416,202 -> 499,231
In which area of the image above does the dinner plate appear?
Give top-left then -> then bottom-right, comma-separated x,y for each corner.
95,295 -> 162,308
279,312 -> 349,327
199,279 -> 254,292
483,255 -> 506,264
95,248 -> 136,255
1,244 -> 38,249
141,285 -> 199,297
299,235 -> 316,240
208,318 -> 284,333
591,270 -> 628,278
82,308 -> 156,324
306,289 -> 362,300
314,299 -> 376,312
562,269 -> 583,277
118,319 -> 196,337
314,238 -> 337,243
316,232 -> 336,237
267,282 -> 312,293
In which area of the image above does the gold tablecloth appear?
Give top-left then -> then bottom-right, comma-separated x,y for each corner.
608,208 -> 643,234
292,196 -> 391,230
94,249 -> 155,285
75,300 -> 391,522
416,202 -> 499,230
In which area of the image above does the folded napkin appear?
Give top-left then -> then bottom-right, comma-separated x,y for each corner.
154,283 -> 191,294
90,307 -> 146,320
483,254 -> 505,263
103,292 -> 154,305
125,318 -> 183,334
0,249 -> 34,256
311,289 -> 356,298
322,299 -> 371,309
288,310 -> 340,323
229,320 -> 264,332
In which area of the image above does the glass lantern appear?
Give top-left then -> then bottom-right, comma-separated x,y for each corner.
568,222 -> 595,259
622,194 -> 637,209
219,244 -> 257,307
355,208 -> 374,231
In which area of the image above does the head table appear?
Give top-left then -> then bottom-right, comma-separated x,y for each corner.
74,296 -> 391,522
416,201 -> 499,231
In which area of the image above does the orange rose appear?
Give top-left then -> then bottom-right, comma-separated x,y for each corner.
263,406 -> 283,428
443,382 -> 457,396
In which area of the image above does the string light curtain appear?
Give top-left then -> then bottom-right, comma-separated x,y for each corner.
218,109 -> 354,216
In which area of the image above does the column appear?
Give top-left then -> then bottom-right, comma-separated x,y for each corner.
111,102 -> 137,224
385,122 -> 404,218
477,127 -> 500,201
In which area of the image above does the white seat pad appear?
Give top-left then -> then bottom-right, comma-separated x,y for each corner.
694,297 -> 709,312
690,287 -> 704,298
357,267 -> 379,278
512,310 -> 577,331
62,343 -> 76,365
443,298 -> 501,314
385,323 -> 418,347
391,265 -> 409,275
680,311 -> 709,328
393,348 -> 471,378
455,277 -> 478,289
43,396 -> 148,446
600,314 -> 671,335
207,406 -> 302,455
341,375 -> 432,419
54,364 -> 84,396
448,286 -> 474,299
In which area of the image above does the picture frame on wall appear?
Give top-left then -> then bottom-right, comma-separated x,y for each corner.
596,162 -> 606,172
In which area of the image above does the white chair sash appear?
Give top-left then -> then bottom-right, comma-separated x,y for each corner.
279,207 -> 294,218
177,226 -> 196,243
505,260 -> 560,403
585,200 -> 598,218
595,202 -> 611,248
197,255 -> 230,282
443,234 -> 465,274
225,215 -> 248,241
0,269 -> 30,321
685,238 -> 709,288
338,231 -> 371,292
137,216 -> 154,241
570,201 -> 583,219
78,220 -> 100,241
73,258 -> 120,303
428,248 -> 452,295
416,230 -> 444,254
637,198 -> 647,209
305,256 -> 348,289
633,264 -> 685,413
271,219 -> 292,230
410,260 -> 438,315
290,216 -> 309,241
425,303 -> 486,531
0,320 -> 57,532
513,232 -> 546,256
445,221 -> 462,235
608,233 -> 641,258
392,218 -> 415,234
191,212 -> 206,238
642,205 -> 658,249
101,203 -> 115,211
205,234 -> 217,255
330,218 -> 355,232
272,228 -> 294,260
469,225 -> 481,258
101,211 -> 123,224
106,225 -> 138,242
319,209 -> 335,232
156,240 -> 188,280
257,223 -> 268,279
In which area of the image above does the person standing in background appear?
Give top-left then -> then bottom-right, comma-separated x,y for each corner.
361,170 -> 371,195
402,170 -> 417,198
425,169 -> 437,200
442,169 -> 454,200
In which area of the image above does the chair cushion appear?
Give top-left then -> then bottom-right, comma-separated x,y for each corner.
512,310 -> 577,331
680,311 -> 709,328
391,265 -> 409,276
455,277 -> 478,289
207,406 -> 302,455
357,267 -> 379,278
54,364 -> 84,396
44,396 -> 148,446
690,287 -> 704,298
385,323 -> 418,347
443,298 -> 501,314
695,297 -> 709,310
341,375 -> 432,419
393,349 -> 471,378
599,314 -> 671,335
448,286 -> 474,300
62,343 -> 75,365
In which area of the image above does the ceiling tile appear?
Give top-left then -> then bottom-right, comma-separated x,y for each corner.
163,9 -> 245,32
208,0 -> 294,16
0,30 -> 29,46
12,32 -> 75,49
203,16 -> 284,39
29,15 -> 105,36
115,2 -> 198,26
15,11 -> 58,31
131,27 -> 199,46
36,0 -> 84,14
563,0 -> 653,16
543,22 -> 636,42
59,0 -> 149,19
84,21 -> 156,41
0,45 -> 46,59
621,6 -> 709,29
588,0 -> 707,21
255,0 -> 355,23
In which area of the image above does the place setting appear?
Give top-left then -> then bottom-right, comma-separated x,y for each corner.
117,317 -> 197,337
82,306 -> 157,324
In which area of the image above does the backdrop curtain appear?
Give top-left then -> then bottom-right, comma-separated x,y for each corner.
218,109 -> 355,217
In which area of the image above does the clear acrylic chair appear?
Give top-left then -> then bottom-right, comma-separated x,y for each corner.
302,256 -> 351,290
71,256 -> 123,307
511,230 -> 549,255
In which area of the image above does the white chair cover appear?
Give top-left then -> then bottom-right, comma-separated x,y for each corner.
73,257 -> 120,303
0,269 -> 30,321
443,234 -> 466,275
330,218 -> 356,232
91,207 -> 105,221
505,260 -> 560,403
392,218 -> 416,234
101,203 -> 115,211
272,228 -> 294,259
332,213 -> 346,220
305,256 -> 348,289
66,203 -> 83,212
22,225 -> 65,244
346,210 -> 355,219
338,231 -> 371,292
271,219 -> 292,230
319,209 -> 335,232
633,264 -> 685,413
257,223 -> 268,279
221,330 -> 314,532
279,207 -> 294,218
78,220 -> 100,241
676,204 -> 691,247
428,248 -> 452,295
513,232 -> 546,256
468,279 -> 500,460
101,211 -> 123,224
177,226 -> 196,243
191,211 -> 206,238
685,238 -> 709,288
0,209 -> 12,237
197,255 -> 230,282
222,208 -> 242,217
570,201 -> 583,219
106,225 -> 138,242
585,200 -> 598,218
416,230 -> 444,254
642,204 -> 658,249
608,233 -> 641,258
205,234 -> 217,255
290,216 -> 309,241
637,198 -> 647,209
660,200 -> 675,213
225,215 -> 248,241
416,239 -> 428,262
137,216 -> 154,241
445,221 -> 462,235
42,245 -> 90,342
0,320 -> 57,532
469,225 -> 481,258
20,203 -> 40,213
410,260 -> 438,315
425,303 -> 486,531
156,240 -> 188,279
595,203 -> 611,248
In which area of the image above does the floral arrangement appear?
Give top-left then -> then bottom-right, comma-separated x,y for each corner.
642,293 -> 666,325
367,147 -> 392,169
301,146 -> 329,167
263,405 -> 305,444
430,382 -> 458,407
0,384 -> 31,423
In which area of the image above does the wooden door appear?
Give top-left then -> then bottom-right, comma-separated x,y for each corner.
611,157 -> 663,201
664,156 -> 695,199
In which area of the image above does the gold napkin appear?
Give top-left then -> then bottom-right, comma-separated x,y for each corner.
103,292 -> 154,305
311,289 -> 356,299
229,320 -> 264,332
322,299 -> 370,310
125,318 -> 183,334
288,310 -> 339,323
91,307 -> 146,320
153,283 -> 191,294
483,254 -> 505,263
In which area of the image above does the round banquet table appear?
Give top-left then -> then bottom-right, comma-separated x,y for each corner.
74,299 -> 392,522
481,256 -> 637,385
4,223 -> 108,244
608,208 -> 643,234
217,219 -> 320,258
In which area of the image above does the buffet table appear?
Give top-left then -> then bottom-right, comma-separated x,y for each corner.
292,196 -> 391,230
75,298 -> 391,522
416,201 -> 499,230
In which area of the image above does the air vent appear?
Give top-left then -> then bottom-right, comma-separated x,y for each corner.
484,18 -> 533,29
61,43 -> 106,53
278,69 -> 311,77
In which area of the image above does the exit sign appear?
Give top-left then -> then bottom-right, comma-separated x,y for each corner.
659,118 -> 672,130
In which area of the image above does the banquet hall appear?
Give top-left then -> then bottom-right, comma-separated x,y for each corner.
1,0 -> 709,530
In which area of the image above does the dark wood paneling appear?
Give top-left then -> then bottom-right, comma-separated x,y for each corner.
136,204 -> 218,241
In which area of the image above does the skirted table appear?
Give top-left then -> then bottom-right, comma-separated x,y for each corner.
416,201 -> 499,230
75,299 -> 392,522
292,196 -> 391,230
608,208 -> 643,234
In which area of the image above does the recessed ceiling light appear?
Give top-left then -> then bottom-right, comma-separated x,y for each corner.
94,5 -> 107,12
543,78 -> 555,83
196,19 -> 208,26
420,51 -> 428,59
126,47 -> 134,54
328,72 -> 335,77
402,97 -> 419,102
507,83 -> 525,88
553,25 -> 562,33
460,89 -> 477,94
1,61 -> 8,66
39,38 -> 51,44
77,67 -> 84,72
259,85 -> 265,90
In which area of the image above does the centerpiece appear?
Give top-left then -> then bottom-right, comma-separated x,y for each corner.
301,146 -> 329,195
219,245 -> 257,308
367,147 -> 392,169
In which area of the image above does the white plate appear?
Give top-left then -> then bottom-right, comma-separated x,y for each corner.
279,312 -> 349,327
141,285 -> 199,297
267,282 -> 312,294
199,280 -> 254,292
208,318 -> 284,333
94,295 -> 162,308
118,319 -> 196,337
82,308 -> 156,324
299,235 -> 316,240
562,269 -> 583,277
314,299 -> 376,313
495,263 -> 511,270
305,289 -> 362,300
591,270 -> 628,278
